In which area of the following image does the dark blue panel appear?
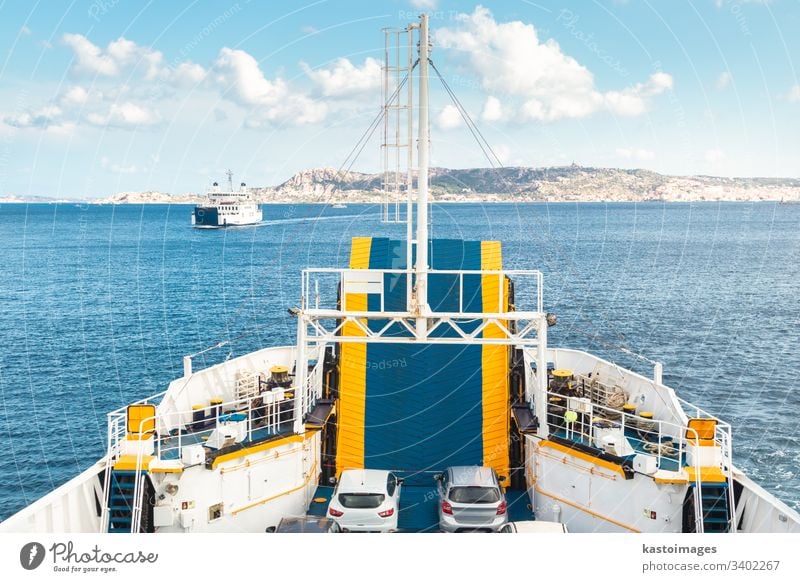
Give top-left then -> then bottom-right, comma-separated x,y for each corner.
428,240 -> 482,336
363,343 -> 484,486
359,238 -> 486,486
383,239 -> 409,313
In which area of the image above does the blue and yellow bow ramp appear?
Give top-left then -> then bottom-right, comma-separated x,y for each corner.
336,237 -> 510,484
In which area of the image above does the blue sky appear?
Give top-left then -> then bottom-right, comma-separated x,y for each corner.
0,0 -> 798,198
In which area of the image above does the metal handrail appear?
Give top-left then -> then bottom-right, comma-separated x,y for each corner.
545,390 -> 690,467
123,396 -> 299,533
676,394 -> 736,531
302,267 -> 544,314
103,351 -> 327,531
675,395 -> 732,430
105,390 -> 168,421
544,390 -> 731,532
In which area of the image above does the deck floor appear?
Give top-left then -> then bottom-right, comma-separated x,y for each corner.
308,485 -> 533,532
159,422 -> 293,460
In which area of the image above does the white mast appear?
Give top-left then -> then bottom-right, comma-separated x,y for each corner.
415,13 -> 430,337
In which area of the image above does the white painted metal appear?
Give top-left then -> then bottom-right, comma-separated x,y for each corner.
415,13 -> 430,338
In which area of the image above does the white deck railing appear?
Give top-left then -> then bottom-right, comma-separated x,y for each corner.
102,356 -> 326,532
301,267 -> 544,314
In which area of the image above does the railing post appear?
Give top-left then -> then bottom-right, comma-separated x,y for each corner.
654,361 -> 663,385
535,314 -> 549,439
293,312 -> 308,435
247,397 -> 252,441
656,420 -> 662,470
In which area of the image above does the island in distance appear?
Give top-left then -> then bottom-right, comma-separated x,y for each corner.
3,165 -> 800,204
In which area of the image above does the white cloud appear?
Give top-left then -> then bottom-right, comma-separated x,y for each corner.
436,6 -> 672,122
20,26 -> 32,36
62,33 -> 205,84
481,96 -> 505,122
21,33 -> 340,135
87,102 -> 161,128
4,106 -> 62,128
787,84 -> 800,103
60,86 -> 97,107
302,57 -> 381,98
604,72 -> 673,116
214,47 -> 288,106
410,0 -> 437,8
616,147 -> 655,160
244,96 -> 327,127
214,47 -> 327,125
715,71 -> 732,90
435,104 -> 463,130
704,148 -> 725,163
2,105 -> 77,135
172,62 -> 207,85
62,86 -> 89,106
63,33 -> 118,76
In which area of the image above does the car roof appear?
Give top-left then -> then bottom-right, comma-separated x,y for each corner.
276,516 -> 335,533
338,469 -> 391,491
447,466 -> 497,487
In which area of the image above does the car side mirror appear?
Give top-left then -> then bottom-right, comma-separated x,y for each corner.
265,526 -> 276,533
396,478 -> 405,485
433,473 -> 443,481
328,476 -> 337,485
498,475 -> 507,483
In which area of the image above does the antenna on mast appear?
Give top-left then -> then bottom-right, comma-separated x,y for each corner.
226,169 -> 234,191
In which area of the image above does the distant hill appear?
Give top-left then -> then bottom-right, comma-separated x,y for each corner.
248,165 -> 800,203
4,165 -> 800,204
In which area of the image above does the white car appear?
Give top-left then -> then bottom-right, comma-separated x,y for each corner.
327,469 -> 402,532
435,466 -> 508,532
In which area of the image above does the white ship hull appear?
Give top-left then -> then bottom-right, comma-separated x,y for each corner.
2,346 -> 797,534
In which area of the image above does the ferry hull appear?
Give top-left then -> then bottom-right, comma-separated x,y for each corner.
192,206 -> 220,227
191,205 -> 262,228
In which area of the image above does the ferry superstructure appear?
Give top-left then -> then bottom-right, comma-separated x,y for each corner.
2,14 -> 798,534
192,170 -> 262,228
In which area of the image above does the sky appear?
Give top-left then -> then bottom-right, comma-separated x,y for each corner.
0,0 -> 798,198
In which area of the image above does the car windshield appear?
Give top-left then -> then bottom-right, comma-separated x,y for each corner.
338,493 -> 386,508
449,486 -> 500,504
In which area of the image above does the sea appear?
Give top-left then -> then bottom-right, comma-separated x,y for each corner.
0,201 -> 798,521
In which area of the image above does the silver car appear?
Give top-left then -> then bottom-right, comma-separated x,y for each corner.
435,466 -> 508,532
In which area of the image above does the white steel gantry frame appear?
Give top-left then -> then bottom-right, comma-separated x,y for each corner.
291,15 -> 551,440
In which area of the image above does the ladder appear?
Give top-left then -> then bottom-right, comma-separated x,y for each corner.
381,27 -> 414,226
694,481 -> 731,533
106,469 -> 140,532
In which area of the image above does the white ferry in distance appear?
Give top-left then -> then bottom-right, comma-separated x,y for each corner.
191,170 -> 262,228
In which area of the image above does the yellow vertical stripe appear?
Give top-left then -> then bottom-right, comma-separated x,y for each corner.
480,240 -> 510,481
336,237 -> 371,475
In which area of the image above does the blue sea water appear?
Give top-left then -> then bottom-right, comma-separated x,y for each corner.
0,201 -> 798,521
